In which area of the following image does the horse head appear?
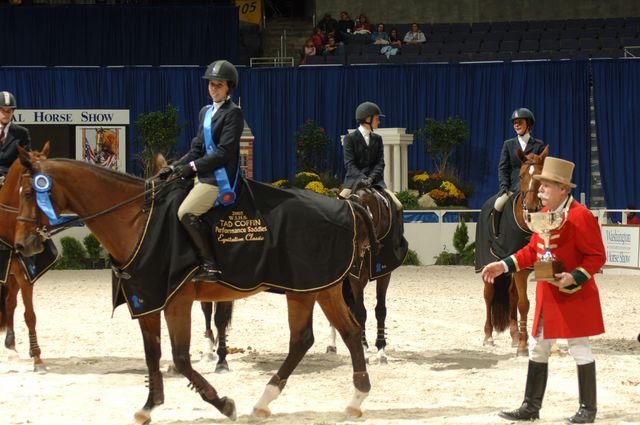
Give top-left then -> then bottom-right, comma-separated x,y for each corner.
517,144 -> 549,213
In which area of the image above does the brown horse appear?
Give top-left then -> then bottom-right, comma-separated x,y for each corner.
14,145 -> 375,423
327,186 -> 402,364
477,146 -> 548,356
0,146 -> 52,373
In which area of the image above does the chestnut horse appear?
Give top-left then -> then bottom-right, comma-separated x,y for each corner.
14,145 -> 375,424
476,146 -> 548,356
327,186 -> 401,364
0,148 -> 53,373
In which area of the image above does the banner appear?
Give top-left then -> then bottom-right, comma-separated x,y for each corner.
236,0 -> 261,25
601,224 -> 640,269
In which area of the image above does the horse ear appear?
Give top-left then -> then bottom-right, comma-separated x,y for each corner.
541,144 -> 549,158
17,144 -> 32,168
42,141 -> 50,157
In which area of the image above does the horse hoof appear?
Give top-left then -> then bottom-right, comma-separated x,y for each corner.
7,351 -> 20,362
215,362 -> 230,374
165,364 -> 179,376
33,364 -> 48,374
483,338 -> 495,347
252,407 -> 271,419
516,348 -> 528,357
379,356 -> 388,365
133,409 -> 151,425
326,345 -> 337,354
344,406 -> 363,418
220,396 -> 237,421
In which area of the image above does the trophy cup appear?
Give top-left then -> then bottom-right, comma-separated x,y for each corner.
525,210 -> 566,281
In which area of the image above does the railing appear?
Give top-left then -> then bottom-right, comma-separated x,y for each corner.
249,56 -> 295,68
624,46 -> 640,57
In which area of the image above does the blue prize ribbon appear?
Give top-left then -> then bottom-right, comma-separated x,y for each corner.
32,173 -> 75,226
203,105 -> 238,206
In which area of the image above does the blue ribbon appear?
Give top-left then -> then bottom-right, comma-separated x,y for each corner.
32,173 -> 76,226
203,105 -> 238,207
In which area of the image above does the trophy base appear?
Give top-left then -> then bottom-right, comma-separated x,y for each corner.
534,260 -> 564,281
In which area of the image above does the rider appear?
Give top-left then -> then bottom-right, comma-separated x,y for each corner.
0,91 -> 31,187
493,107 -> 545,233
166,60 -> 244,280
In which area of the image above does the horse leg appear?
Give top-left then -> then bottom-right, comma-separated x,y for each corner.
374,275 -> 391,364
165,294 -> 236,420
199,301 -> 216,363
482,280 -> 495,346
133,314 -> 164,425
513,270 -> 530,356
4,270 -> 20,362
508,276 -> 519,347
326,277 -> 353,354
18,274 -> 46,373
213,301 -> 232,373
317,285 -> 370,418
326,324 -> 338,353
349,275 -> 369,353
252,292 -> 316,418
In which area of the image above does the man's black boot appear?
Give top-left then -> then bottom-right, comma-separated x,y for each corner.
499,360 -> 548,421
180,213 -> 222,280
492,209 -> 503,237
568,362 -> 597,424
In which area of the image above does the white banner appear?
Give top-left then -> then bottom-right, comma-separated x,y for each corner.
12,109 -> 130,125
601,224 -> 640,269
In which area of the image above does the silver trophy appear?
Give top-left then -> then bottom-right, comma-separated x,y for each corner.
525,210 -> 566,280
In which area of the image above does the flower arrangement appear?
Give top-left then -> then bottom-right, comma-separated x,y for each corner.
293,171 -> 321,188
294,119 -> 331,172
305,181 -> 327,195
409,170 -> 471,206
410,171 -> 444,195
272,179 -> 290,188
428,180 -> 466,206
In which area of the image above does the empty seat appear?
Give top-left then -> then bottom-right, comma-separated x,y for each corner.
539,39 -> 560,51
491,21 -> 510,32
500,40 -> 519,53
394,24 -> 410,38
626,17 -> 640,27
519,39 -> 539,52
325,55 -> 345,65
512,51 -> 544,61
483,31 -> 504,42
479,40 -> 500,52
580,28 -> 600,39
599,27 -> 620,38
431,23 -> 451,34
471,22 -> 491,33
389,53 -> 422,63
460,40 -> 480,54
559,28 -> 581,39
362,44 -> 382,54
580,38 -> 600,51
565,19 -> 584,30
539,30 -> 560,40
403,44 -> 422,54
621,36 -> 640,47
618,26 -> 638,38
599,37 -> 620,49
559,38 -> 579,53
421,42 -> 441,55
304,55 -> 325,65
346,44 -> 362,55
469,52 -> 502,62
527,20 -> 546,31
503,31 -> 523,42
521,30 -> 542,40
595,48 -> 624,58
546,20 -> 565,30
450,22 -> 470,33
428,32 -> 446,43
585,18 -> 606,29
441,43 -> 461,54
463,32 -> 484,42
443,32 -> 466,43
348,54 -> 377,65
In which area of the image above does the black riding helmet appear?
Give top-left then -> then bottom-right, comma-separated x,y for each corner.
510,107 -> 535,129
355,102 -> 385,127
202,60 -> 239,89
0,91 -> 17,109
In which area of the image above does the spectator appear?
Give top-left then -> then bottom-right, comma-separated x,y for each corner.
354,14 -> 372,34
318,12 -> 338,34
625,205 -> 640,224
388,28 -> 402,47
311,27 -> 325,53
404,22 -> 427,44
371,23 -> 390,44
300,38 -> 316,65
337,11 -> 355,34
322,36 -> 338,56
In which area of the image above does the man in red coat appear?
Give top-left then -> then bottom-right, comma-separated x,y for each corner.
482,156 -> 605,424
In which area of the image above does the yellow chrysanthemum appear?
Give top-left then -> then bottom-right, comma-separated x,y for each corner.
412,173 -> 429,182
305,181 -> 326,194
296,171 -> 321,181
272,179 -> 289,188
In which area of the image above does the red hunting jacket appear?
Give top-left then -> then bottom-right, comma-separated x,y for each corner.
504,197 -> 606,339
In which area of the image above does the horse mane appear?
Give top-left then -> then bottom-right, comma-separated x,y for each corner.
46,159 -> 145,187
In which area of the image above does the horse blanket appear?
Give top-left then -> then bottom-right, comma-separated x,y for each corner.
0,238 -> 59,285
112,178 -> 358,318
474,193 -> 532,272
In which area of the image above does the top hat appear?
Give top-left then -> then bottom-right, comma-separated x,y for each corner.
533,156 -> 576,188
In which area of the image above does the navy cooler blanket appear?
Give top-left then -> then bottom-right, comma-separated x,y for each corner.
0,237 -> 58,285
113,179 -> 358,318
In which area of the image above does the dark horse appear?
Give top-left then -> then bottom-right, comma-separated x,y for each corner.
475,146 -> 548,356
15,144 -> 376,423
328,186 -> 405,364
0,149 -> 53,373
153,153 -> 233,373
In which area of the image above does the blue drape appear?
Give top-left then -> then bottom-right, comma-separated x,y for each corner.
1,5 -> 238,66
592,59 -> 640,209
1,61 -> 592,207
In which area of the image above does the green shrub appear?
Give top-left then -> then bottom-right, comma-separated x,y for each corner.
293,171 -> 321,189
395,190 -> 419,210
83,233 -> 108,269
460,241 -> 476,266
403,249 -> 421,265
55,236 -> 87,270
453,219 -> 469,254
434,251 -> 459,265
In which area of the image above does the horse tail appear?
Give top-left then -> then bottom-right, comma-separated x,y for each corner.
214,301 -> 234,332
0,282 -> 8,332
350,201 -> 379,255
491,274 -> 511,333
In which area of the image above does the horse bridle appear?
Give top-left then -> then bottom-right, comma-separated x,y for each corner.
520,160 -> 543,216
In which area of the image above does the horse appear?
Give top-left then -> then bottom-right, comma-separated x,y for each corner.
0,147 -> 52,373
475,145 -> 548,356
152,153 -> 234,373
14,144 -> 376,423
327,185 -> 404,364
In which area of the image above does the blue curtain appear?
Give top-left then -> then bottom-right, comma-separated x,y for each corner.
592,59 -> 640,209
1,61 -> 592,207
1,5 -> 238,66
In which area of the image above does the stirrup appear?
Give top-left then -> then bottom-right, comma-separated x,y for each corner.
194,263 -> 222,280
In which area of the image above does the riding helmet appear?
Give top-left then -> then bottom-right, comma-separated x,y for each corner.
355,102 -> 385,123
0,91 -> 17,109
202,60 -> 239,89
510,108 -> 535,127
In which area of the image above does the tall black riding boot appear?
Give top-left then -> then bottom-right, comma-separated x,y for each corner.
492,209 -> 503,237
499,360 -> 548,421
568,362 -> 597,424
180,213 -> 222,280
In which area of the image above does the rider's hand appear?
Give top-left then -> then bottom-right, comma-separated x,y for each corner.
157,166 -> 174,180
499,186 -> 509,196
361,176 -> 373,187
174,164 -> 195,179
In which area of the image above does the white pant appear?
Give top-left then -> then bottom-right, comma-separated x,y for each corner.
494,192 -> 511,212
529,319 -> 594,365
340,187 -> 403,210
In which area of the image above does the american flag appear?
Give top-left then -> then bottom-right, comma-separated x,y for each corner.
84,138 -> 96,163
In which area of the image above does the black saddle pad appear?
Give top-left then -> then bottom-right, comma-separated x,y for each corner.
113,178 -> 358,318
0,237 -> 58,285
